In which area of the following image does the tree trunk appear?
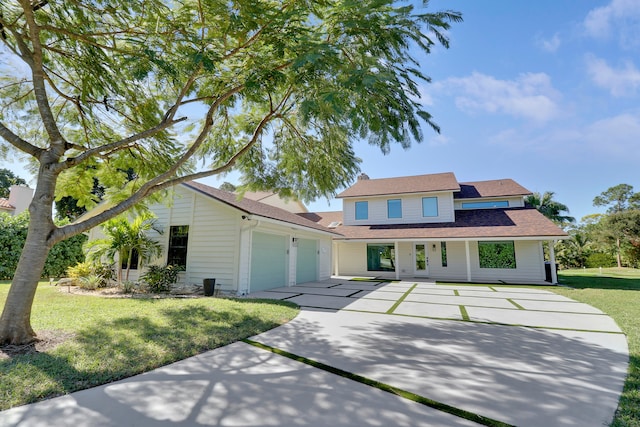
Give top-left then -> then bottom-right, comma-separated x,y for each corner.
616,238 -> 622,268
0,158 -> 58,345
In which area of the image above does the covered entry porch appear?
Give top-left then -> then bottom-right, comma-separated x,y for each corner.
332,238 -> 559,284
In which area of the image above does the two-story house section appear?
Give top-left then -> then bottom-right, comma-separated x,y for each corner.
301,172 -> 568,284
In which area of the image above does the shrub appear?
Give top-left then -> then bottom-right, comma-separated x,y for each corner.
585,252 -> 617,268
79,274 -> 102,290
0,212 -> 86,280
66,262 -> 93,285
120,280 -> 137,294
92,263 -> 116,287
140,265 -> 183,293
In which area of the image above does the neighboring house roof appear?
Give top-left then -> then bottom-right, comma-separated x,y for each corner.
241,191 -> 275,202
241,190 -> 308,213
299,208 -> 567,240
183,181 -> 339,235
337,172 -> 460,198
456,179 -> 532,199
0,198 -> 14,210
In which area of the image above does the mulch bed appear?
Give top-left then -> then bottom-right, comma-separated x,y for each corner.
0,330 -> 76,359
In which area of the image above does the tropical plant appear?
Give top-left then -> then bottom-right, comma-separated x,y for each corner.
555,228 -> 591,269
87,213 -> 162,283
140,265 -> 184,294
0,0 -> 461,345
525,191 -> 575,226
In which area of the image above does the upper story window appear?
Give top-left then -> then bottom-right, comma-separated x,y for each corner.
355,201 -> 368,220
422,197 -> 438,217
461,200 -> 509,209
387,199 -> 402,219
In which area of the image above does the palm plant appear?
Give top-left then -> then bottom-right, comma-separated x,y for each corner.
525,191 -> 575,226
86,213 -> 162,283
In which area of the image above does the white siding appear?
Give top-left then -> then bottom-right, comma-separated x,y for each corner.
336,239 -> 546,283
342,191 -> 455,226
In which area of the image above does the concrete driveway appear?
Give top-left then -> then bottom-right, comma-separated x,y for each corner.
0,279 -> 628,427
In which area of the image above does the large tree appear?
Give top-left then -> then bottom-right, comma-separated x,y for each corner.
593,184 -> 640,267
0,1 -> 461,344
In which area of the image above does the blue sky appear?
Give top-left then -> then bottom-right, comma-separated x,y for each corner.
6,0 -> 639,222
301,0 -> 639,221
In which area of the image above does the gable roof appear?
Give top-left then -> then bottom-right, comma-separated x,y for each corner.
456,179 -> 532,199
337,172 -> 460,198
183,181 -> 339,235
300,208 -> 567,240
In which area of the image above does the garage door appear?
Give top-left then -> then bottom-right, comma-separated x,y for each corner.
250,232 -> 288,292
296,238 -> 318,284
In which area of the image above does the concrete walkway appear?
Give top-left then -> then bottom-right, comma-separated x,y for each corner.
0,280 -> 629,427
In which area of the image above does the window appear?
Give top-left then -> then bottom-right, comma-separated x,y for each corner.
121,248 -> 139,270
355,201 -> 368,220
387,199 -> 402,219
461,201 -> 509,209
422,197 -> 438,217
441,242 -> 447,267
168,225 -> 189,267
367,244 -> 395,272
478,241 -> 516,269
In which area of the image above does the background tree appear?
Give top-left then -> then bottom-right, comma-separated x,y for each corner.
592,184 -> 640,267
525,191 -> 575,226
219,182 -> 238,192
593,184 -> 640,213
0,1 -> 462,344
87,214 -> 162,283
555,227 -> 591,269
0,168 -> 27,199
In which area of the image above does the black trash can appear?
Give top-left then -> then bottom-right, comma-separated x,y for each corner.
203,278 -> 216,296
544,262 -> 558,282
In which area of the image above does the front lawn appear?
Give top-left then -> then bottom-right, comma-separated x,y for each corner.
0,282 -> 298,410
552,268 -> 640,427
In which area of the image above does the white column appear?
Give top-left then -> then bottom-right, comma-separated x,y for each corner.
548,240 -> 558,284
333,241 -> 339,276
394,241 -> 400,280
465,240 -> 472,282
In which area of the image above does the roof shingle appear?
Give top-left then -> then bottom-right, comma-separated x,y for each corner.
300,208 -> 567,240
456,179 -> 532,199
337,172 -> 460,198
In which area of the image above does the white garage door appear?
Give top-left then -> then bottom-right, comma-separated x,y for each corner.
250,232 -> 288,292
296,238 -> 318,284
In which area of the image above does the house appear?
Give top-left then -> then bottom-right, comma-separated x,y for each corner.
105,181 -> 338,294
300,172 -> 567,285
0,185 -> 34,216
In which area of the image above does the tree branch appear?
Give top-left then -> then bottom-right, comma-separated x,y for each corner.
0,121 -> 43,157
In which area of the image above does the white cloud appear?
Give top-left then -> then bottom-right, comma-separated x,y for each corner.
536,33 -> 561,53
583,0 -> 640,49
583,113 -> 640,157
441,72 -> 562,123
586,55 -> 640,97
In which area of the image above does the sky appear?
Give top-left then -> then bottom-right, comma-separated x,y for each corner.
5,0 -> 640,222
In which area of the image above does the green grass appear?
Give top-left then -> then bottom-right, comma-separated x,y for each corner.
550,268 -> 640,426
0,281 -> 298,410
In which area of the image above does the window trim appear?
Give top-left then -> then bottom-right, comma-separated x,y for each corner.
461,200 -> 509,209
387,199 -> 402,219
355,201 -> 368,220
422,197 -> 439,217
167,225 -> 189,267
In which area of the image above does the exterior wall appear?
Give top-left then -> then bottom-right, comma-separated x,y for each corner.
7,185 -> 33,216
148,186 -> 241,292
453,196 -> 524,210
342,191 -> 455,226
468,240 -> 545,283
335,239 -> 546,283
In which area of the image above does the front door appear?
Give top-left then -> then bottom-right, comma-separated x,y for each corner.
414,243 -> 429,276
